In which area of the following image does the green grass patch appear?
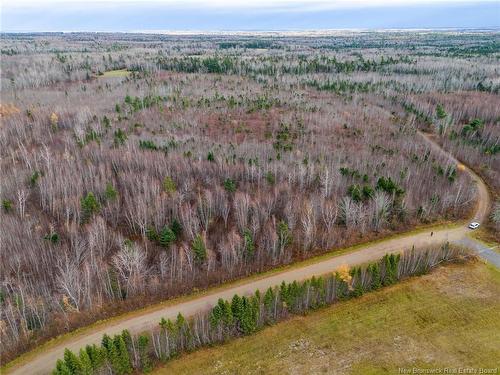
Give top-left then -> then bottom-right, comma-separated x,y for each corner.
99,69 -> 131,78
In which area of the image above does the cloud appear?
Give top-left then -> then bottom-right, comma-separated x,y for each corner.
4,0 -> 496,10
2,0 -> 498,31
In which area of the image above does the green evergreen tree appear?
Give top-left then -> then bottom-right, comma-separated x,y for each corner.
115,335 -> 132,375
436,104 -> 447,119
383,253 -> 400,286
220,299 -> 234,333
171,219 -> 182,237
78,348 -> 93,375
263,287 -> 275,322
106,335 -> 131,375
362,185 -> 374,200
265,171 -> 276,185
159,317 -> 167,331
175,313 -> 188,350
335,273 -> 349,300
223,178 -> 237,193
277,221 -> 292,249
250,295 -> 260,329
231,294 -> 244,328
114,129 -> 127,146
351,267 -> 364,297
237,296 -> 260,335
159,226 -> 176,248
121,329 -> 133,349
210,301 -> 223,329
101,333 -> 112,354
85,344 -> 105,371
107,338 -> 121,374
30,170 -> 40,186
347,184 -> 363,202
165,318 -> 178,354
146,226 -> 159,242
242,229 -> 255,259
104,183 -> 118,201
162,176 -> 177,193
138,334 -> 153,373
369,263 -> 382,290
63,348 -> 83,375
192,234 -> 207,264
80,192 -> 100,222
53,359 -> 72,375
102,115 -> 111,128
2,199 -> 13,213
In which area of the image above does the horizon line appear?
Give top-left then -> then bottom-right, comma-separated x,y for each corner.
2,27 -> 500,34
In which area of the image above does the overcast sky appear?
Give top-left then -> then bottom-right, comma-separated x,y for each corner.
2,0 -> 499,32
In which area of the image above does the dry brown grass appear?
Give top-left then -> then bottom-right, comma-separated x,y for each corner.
154,261 -> 500,375
0,103 -> 20,118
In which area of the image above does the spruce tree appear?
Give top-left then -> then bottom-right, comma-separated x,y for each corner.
263,287 -> 275,323
162,176 -> 177,193
192,234 -> 207,264
335,273 -> 349,300
159,226 -> 176,248
436,104 -> 447,119
239,296 -> 250,334
220,299 -> 234,334
146,226 -> 159,242
352,267 -> 364,297
80,192 -> 100,223
277,220 -> 292,249
138,334 -> 153,373
116,335 -> 132,375
85,344 -> 104,371
101,333 -> 112,354
239,296 -> 259,335
210,303 -> 222,329
242,229 -> 255,259
165,318 -> 178,355
279,281 -> 289,309
171,219 -> 182,237
104,183 -> 118,201
53,359 -> 72,375
107,338 -> 121,374
78,348 -> 93,375
159,317 -> 168,331
383,253 -> 400,286
63,348 -> 83,375
175,313 -> 187,350
370,263 -> 382,290
231,294 -> 243,324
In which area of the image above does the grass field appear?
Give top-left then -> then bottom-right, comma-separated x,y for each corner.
98,69 -> 131,78
154,261 -> 500,375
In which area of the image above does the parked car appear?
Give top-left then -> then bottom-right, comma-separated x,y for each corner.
468,222 -> 480,229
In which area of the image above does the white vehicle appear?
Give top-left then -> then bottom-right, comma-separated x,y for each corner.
468,222 -> 480,230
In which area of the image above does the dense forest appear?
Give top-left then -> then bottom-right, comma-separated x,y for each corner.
1,31 -> 499,361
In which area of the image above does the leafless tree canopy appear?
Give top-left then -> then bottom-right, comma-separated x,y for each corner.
0,31 -> 498,360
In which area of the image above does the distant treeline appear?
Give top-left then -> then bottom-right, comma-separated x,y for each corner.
155,54 -> 414,76
218,41 -> 278,49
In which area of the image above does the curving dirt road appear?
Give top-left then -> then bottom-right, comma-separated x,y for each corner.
5,134 -> 495,375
